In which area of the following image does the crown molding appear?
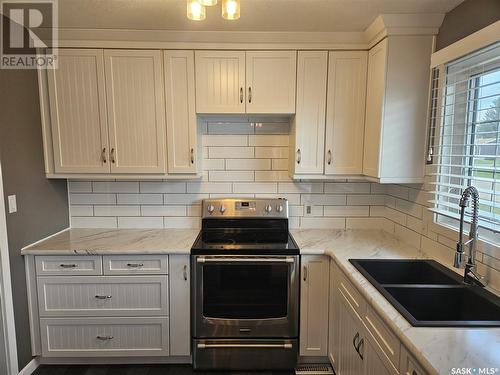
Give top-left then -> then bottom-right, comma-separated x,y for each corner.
38,13 -> 445,50
365,13 -> 445,48
50,28 -> 368,50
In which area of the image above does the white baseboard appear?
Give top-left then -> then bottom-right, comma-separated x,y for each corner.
18,358 -> 40,375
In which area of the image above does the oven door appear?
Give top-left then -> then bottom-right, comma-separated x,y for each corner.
192,255 -> 299,338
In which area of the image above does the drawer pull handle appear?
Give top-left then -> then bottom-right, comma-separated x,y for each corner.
352,332 -> 359,352
95,295 -> 112,299
198,343 -> 292,349
59,264 -> 77,268
303,265 -> 307,281
183,265 -> 188,281
96,335 -> 114,341
127,263 -> 144,268
357,338 -> 364,360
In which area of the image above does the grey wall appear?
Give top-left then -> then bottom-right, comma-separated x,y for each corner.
436,0 -> 500,50
0,67 -> 69,368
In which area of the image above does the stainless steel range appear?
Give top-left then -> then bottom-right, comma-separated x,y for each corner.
191,198 -> 299,371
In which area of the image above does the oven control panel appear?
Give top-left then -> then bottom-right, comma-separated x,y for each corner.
202,198 -> 288,218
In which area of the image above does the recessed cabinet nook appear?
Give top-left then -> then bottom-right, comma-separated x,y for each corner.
38,22 -> 433,183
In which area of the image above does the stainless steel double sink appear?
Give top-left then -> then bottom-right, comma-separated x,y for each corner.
349,259 -> 500,327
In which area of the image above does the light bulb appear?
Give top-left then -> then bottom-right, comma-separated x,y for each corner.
187,0 -> 206,21
199,0 -> 217,5
222,0 -> 240,20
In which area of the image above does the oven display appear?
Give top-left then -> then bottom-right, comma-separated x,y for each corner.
235,201 -> 256,210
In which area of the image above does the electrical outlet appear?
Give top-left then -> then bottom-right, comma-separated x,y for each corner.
305,205 -> 312,216
7,195 -> 17,213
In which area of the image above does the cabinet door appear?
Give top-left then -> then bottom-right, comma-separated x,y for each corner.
169,255 -> 190,356
363,39 -> 387,178
246,51 -> 296,114
325,51 -> 368,175
195,51 -> 245,113
328,260 -> 336,366
47,49 -> 110,173
300,255 -> 329,356
104,50 -> 166,174
364,338 -> 395,375
291,51 -> 328,175
164,50 -> 198,174
334,285 -> 364,375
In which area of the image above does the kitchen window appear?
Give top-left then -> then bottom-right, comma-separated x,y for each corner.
429,43 -> 500,238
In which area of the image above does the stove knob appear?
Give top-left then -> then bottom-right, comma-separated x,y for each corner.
219,205 -> 226,214
276,205 -> 284,213
207,205 -> 215,214
265,204 -> 273,213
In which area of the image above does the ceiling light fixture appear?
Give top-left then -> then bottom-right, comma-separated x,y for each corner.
186,0 -> 240,21
198,0 -> 217,6
222,0 -> 240,20
187,0 -> 206,21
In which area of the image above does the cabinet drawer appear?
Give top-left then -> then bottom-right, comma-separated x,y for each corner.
37,276 -> 169,317
336,268 -> 366,317
400,347 -> 428,375
35,256 -> 102,276
364,305 -> 400,371
103,255 -> 168,275
40,317 -> 169,357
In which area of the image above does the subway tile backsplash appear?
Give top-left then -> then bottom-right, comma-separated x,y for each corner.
67,119 -> 500,291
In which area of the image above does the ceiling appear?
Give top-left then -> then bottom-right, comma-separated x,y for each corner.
59,0 -> 465,32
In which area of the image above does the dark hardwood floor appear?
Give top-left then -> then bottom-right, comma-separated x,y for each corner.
32,364 -> 295,375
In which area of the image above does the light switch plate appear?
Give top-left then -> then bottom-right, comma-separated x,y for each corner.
7,195 -> 17,213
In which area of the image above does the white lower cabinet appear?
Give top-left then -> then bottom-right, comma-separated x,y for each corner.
168,255 -> 191,356
40,317 -> 169,357
300,255 -> 330,356
329,262 -> 426,375
28,254 -> 190,360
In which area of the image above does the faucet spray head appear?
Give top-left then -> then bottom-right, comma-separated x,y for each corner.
454,242 -> 465,268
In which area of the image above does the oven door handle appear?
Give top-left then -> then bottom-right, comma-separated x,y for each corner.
197,343 -> 293,349
196,257 -> 295,263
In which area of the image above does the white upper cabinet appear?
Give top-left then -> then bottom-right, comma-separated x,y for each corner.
164,50 -> 198,174
363,36 -> 433,183
47,49 -> 110,173
195,51 -> 246,114
291,51 -> 328,175
104,50 -> 167,174
245,51 -> 297,114
325,51 -> 368,175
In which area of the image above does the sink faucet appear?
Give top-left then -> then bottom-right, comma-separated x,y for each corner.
454,186 -> 484,286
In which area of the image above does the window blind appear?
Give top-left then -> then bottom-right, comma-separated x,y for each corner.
428,42 -> 500,233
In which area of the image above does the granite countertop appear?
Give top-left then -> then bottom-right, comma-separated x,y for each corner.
21,228 -> 199,255
22,227 -> 500,374
291,229 -> 500,375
